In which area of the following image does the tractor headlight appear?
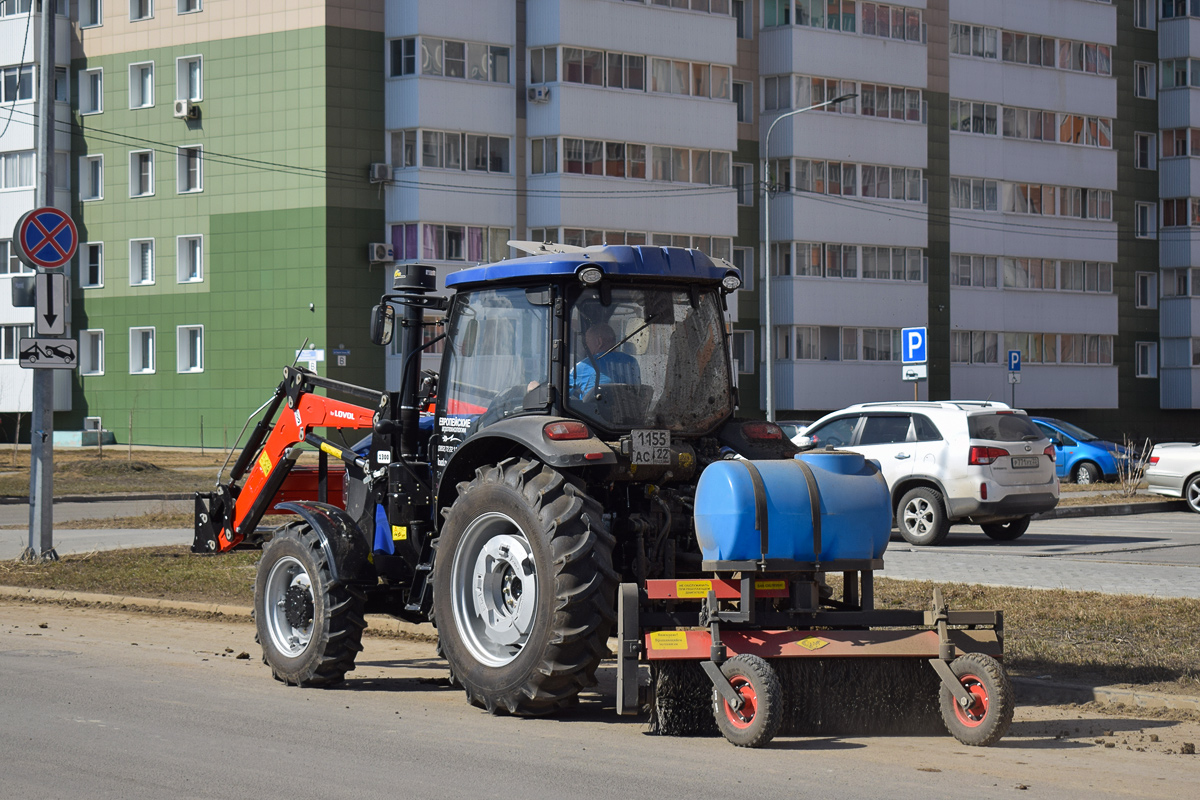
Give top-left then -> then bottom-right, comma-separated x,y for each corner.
721,273 -> 742,292
578,266 -> 604,285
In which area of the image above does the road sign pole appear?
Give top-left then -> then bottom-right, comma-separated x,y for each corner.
23,2 -> 58,563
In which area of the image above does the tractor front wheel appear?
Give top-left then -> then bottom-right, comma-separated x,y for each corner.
712,654 -> 783,748
939,653 -> 1014,746
254,522 -> 366,686
433,458 -> 617,715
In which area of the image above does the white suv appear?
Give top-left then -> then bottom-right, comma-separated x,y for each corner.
797,401 -> 1059,545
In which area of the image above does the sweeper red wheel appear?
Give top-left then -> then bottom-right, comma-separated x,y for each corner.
939,653 -> 1014,746
712,654 -> 783,747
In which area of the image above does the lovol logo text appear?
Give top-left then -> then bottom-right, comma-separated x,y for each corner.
330,409 -> 356,420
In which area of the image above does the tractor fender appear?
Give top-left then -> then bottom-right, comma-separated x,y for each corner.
274,501 -> 376,585
437,415 -> 617,512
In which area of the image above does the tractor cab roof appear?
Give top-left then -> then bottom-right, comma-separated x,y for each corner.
444,245 -> 739,289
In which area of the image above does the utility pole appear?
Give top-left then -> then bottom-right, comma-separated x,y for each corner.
23,1 -> 58,563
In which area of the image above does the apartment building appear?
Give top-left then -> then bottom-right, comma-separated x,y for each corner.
57,0 -> 387,445
0,0 -> 73,432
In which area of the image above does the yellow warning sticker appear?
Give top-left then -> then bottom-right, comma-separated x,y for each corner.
797,637 -> 829,651
675,580 -> 713,599
755,580 -> 786,591
392,525 -> 407,542
319,442 -> 343,461
678,451 -> 694,469
649,631 -> 689,650
257,450 -> 272,477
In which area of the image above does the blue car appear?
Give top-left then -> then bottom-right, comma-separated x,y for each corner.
1031,417 -> 1129,484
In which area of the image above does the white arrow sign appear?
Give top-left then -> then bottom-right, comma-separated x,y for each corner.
35,272 -> 67,336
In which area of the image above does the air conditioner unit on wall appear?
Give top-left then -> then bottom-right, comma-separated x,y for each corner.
368,243 -> 394,264
173,99 -> 200,119
527,86 -> 550,103
369,162 -> 391,183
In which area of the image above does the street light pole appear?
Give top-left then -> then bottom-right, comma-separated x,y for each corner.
762,93 -> 856,423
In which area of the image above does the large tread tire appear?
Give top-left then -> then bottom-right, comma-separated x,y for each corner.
712,654 -> 783,748
898,487 -> 951,546
939,653 -> 1014,747
432,458 -> 617,716
254,522 -> 366,687
981,516 -> 1031,541
1186,475 -> 1200,514
1073,461 -> 1100,485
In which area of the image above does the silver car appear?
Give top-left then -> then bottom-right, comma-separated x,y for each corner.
1145,442 -> 1200,512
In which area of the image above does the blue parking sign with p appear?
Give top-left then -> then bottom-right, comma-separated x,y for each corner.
901,327 -> 926,364
1009,350 -> 1021,371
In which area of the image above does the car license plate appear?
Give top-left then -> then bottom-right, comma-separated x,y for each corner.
1011,456 -> 1039,469
631,429 -> 671,465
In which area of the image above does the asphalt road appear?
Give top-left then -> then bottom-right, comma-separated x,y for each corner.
3,602 -> 1197,800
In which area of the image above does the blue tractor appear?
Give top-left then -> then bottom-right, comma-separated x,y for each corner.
195,245 -> 1012,748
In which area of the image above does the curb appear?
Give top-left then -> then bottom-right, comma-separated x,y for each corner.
3,585 -> 1196,714
0,585 -> 437,641
1034,499 -> 1187,519
0,493 -> 196,506
1012,677 -> 1200,714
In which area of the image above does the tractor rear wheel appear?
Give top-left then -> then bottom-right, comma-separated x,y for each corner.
433,458 -> 617,715
254,522 -> 366,687
712,654 -> 783,748
938,653 -> 1014,746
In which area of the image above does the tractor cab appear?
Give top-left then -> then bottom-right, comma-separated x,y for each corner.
426,245 -> 744,477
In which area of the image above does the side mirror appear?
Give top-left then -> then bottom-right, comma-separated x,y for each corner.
369,304 -> 394,346
795,435 -> 816,451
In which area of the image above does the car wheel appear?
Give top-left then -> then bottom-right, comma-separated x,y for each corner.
1073,461 -> 1100,485
1186,475 -> 1200,514
897,487 -> 950,546
981,516 -> 1031,541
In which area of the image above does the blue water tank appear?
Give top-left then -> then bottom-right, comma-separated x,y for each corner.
693,452 -> 892,562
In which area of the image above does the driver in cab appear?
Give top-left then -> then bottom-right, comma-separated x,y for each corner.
569,323 -> 641,399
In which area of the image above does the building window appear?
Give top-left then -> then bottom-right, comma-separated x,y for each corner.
529,47 -> 558,84
730,329 -> 753,373
390,38 -> 416,77
81,0 -> 102,27
732,81 -> 751,122
1135,62 -> 1156,99
862,3 -> 922,41
649,57 -> 730,98
129,150 -> 154,197
176,56 -> 201,101
176,326 -> 203,373
130,0 -> 152,21
732,162 -> 753,205
129,327 -> 155,374
1,324 -> 34,363
82,243 -> 103,287
177,146 -> 202,192
53,66 -> 68,102
530,138 -> 559,174
1134,0 -> 1155,29
80,330 -> 105,376
1,239 -> 32,275
0,65 -> 33,102
1136,342 -> 1158,378
731,0 -> 749,38
80,155 -> 103,200
732,246 -> 754,291
1136,272 -> 1158,309
129,62 -> 154,108
0,151 -> 34,189
1135,132 -> 1156,169
177,235 -> 202,282
1136,201 -> 1156,238
422,38 -> 511,84
81,69 -> 103,114
130,239 -> 154,285
178,0 -> 200,13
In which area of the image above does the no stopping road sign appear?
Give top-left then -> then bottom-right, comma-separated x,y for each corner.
14,207 -> 78,270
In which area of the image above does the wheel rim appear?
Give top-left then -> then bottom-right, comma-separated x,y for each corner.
263,555 -> 314,658
1077,466 -> 1093,485
450,511 -> 539,667
952,674 -> 990,727
904,498 -> 934,536
1188,481 -> 1200,512
722,676 -> 758,729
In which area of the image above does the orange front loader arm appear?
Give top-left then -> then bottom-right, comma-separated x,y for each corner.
194,367 -> 383,554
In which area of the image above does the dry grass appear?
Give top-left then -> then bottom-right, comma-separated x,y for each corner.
2,546 -> 1197,694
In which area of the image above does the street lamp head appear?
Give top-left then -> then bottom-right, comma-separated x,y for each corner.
832,92 -> 858,104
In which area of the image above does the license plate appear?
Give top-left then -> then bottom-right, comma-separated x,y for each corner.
631,429 -> 671,465
1011,456 -> 1040,469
